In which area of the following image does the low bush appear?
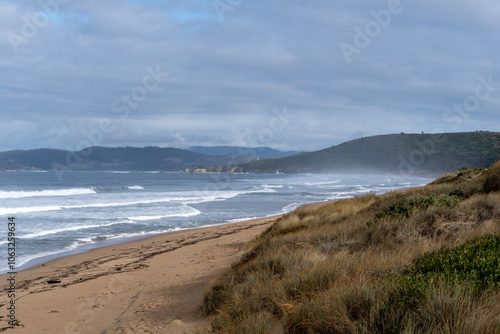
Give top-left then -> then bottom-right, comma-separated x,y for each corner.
374,194 -> 460,221
393,234 -> 500,312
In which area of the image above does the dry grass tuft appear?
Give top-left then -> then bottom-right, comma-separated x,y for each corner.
405,283 -> 500,334
484,161 -> 500,193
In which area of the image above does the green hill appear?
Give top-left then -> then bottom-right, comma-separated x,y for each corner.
226,132 -> 500,176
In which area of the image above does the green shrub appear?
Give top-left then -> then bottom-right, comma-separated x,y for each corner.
374,194 -> 460,221
448,187 -> 466,198
408,234 -> 500,289
392,234 -> 500,311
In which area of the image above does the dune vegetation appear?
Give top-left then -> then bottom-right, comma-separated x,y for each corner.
202,161 -> 500,333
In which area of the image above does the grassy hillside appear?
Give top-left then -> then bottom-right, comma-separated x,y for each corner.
202,161 -> 500,333
230,132 -> 500,175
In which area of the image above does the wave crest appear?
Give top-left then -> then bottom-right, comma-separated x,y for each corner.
0,188 -> 96,199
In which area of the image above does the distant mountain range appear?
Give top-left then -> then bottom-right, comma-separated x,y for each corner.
201,132 -> 500,176
0,146 -> 298,171
189,146 -> 301,158
1,132 -> 498,175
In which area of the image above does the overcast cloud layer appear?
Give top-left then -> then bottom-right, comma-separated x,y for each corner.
1,0 -> 499,152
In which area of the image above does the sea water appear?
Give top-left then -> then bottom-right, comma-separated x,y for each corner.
0,171 -> 432,273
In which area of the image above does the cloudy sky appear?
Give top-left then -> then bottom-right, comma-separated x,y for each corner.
1,0 -> 499,152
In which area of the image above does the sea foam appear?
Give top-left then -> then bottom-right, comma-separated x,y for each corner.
0,188 -> 96,199
20,220 -> 136,239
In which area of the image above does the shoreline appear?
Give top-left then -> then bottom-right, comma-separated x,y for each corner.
9,201 -> 325,275
0,214 -> 283,333
11,221 -> 249,274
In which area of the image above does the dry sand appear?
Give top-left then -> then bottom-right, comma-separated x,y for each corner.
0,216 -> 279,334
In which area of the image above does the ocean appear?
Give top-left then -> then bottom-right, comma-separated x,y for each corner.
0,171 -> 432,273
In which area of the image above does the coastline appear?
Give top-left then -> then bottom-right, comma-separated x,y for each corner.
9,201 -> 327,275
11,221 -> 262,274
0,214 -> 282,333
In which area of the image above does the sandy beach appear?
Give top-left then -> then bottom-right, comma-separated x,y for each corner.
0,216 -> 280,334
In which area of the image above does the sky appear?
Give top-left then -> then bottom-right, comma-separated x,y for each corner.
1,0 -> 499,152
